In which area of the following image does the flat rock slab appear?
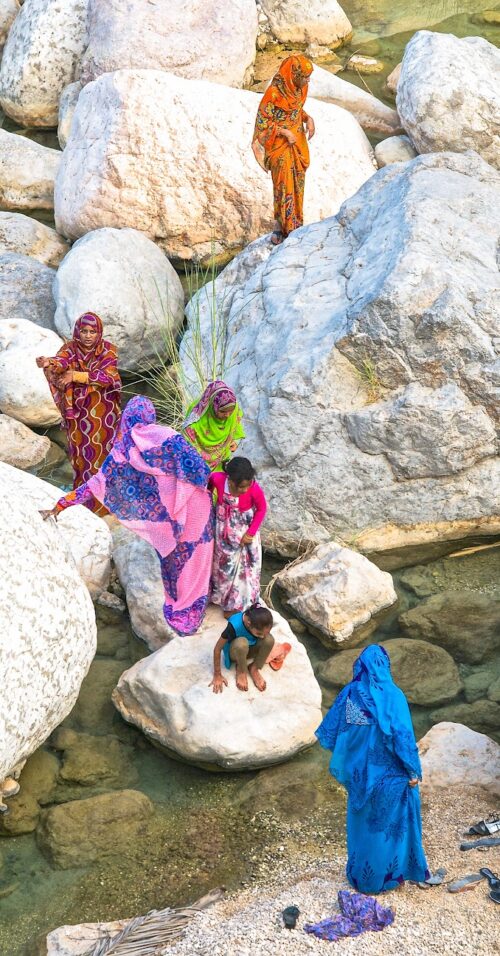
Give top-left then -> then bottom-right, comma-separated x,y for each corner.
419,721 -> 500,795
113,605 -> 322,771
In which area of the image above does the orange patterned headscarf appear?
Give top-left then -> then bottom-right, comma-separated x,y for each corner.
270,55 -> 313,111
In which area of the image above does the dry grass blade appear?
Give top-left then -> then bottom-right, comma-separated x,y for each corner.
84,888 -> 225,956
262,542 -> 317,609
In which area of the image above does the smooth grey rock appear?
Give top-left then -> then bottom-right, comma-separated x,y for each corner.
58,80 -> 82,148
53,227 -> 184,371
419,721 -> 500,795
399,592 -> 500,664
309,65 -> 401,136
0,252 -> 55,329
0,0 -> 19,52
259,0 -> 351,46
0,319 -> 62,426
429,699 -> 500,742
397,31 -> 500,170
181,152 -> 500,563
317,638 -> 463,707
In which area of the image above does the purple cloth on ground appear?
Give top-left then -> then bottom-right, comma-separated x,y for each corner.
304,890 -> 395,942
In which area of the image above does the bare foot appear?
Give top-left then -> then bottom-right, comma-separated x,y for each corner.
235,669 -> 248,692
248,664 -> 266,692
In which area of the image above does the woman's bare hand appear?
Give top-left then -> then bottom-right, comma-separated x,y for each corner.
39,507 -> 58,521
285,130 -> 298,146
305,116 -> 315,140
36,356 -> 50,369
408,778 -> 419,787
57,370 -> 74,387
241,533 -> 253,546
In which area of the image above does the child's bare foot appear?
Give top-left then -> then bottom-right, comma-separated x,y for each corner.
249,664 -> 266,692
235,669 -> 248,692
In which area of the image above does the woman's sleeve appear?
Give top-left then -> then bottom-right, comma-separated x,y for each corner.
88,351 -> 121,388
247,483 -> 267,536
254,95 -> 278,148
55,483 -> 94,512
46,345 -> 72,373
390,694 -> 423,779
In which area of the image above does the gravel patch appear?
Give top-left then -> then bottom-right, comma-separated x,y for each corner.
166,785 -> 500,956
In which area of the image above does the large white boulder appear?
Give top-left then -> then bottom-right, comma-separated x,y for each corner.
58,80 -> 82,149
181,152 -> 500,565
0,128 -> 61,211
0,413 -> 50,468
397,32 -> 500,170
0,319 -> 61,426
259,0 -> 351,46
0,471 -> 96,781
419,722 -> 500,795
309,66 -> 402,136
0,212 -> 69,267
55,69 -> 375,262
0,0 -> 89,127
0,0 -> 19,51
277,542 -> 397,648
113,605 -> 322,771
81,0 -> 257,88
112,526 -> 173,652
0,462 -> 112,597
53,227 -> 184,370
0,252 -> 55,329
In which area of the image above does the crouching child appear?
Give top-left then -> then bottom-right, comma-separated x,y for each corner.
210,604 -> 274,693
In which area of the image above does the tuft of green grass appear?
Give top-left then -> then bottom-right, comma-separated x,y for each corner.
356,354 -> 383,404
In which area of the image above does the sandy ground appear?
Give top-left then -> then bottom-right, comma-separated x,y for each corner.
166,785 -> 500,956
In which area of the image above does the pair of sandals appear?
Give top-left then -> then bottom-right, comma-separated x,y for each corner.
447,868 -> 500,902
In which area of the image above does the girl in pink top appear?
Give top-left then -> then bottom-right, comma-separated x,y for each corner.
208,457 -> 267,617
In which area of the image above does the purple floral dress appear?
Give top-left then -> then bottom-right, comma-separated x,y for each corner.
210,480 -> 262,612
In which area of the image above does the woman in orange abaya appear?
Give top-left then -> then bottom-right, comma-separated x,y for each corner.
252,55 -> 315,245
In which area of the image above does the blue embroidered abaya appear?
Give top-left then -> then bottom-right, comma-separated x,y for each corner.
316,645 -> 429,894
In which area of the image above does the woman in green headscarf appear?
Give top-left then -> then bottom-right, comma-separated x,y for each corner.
181,380 -> 245,472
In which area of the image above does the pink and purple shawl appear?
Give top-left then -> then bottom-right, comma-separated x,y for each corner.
58,396 -> 214,635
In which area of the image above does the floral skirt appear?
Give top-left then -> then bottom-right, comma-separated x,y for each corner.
210,493 -> 261,612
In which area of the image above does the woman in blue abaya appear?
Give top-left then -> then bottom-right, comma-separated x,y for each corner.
316,645 -> 430,894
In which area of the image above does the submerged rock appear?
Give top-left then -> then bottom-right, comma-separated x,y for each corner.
0,319 -> 61,427
81,0 -> 258,89
0,463 -> 113,598
56,732 -> 137,789
277,542 -> 397,648
397,31 -> 500,170
0,0 -> 88,127
0,413 -> 50,469
309,65 -> 401,136
113,605 -> 322,771
55,69 -> 375,262
181,152 -> 500,563
53,227 -> 184,371
0,127 -> 61,211
37,790 -> 153,868
0,252 -> 55,329
318,638 -> 463,707
69,658 -> 127,734
419,721 -> 500,795
0,473 -> 96,782
399,592 -> 500,664
258,0 -> 351,46
0,212 -> 69,267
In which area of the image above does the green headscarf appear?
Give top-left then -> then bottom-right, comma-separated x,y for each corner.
181,381 -> 245,472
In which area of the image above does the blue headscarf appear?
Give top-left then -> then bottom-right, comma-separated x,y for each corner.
316,645 -> 422,810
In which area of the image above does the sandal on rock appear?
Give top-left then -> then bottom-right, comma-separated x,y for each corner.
270,230 -> 284,246
460,837 -> 500,851
465,816 -> 500,837
417,867 -> 447,888
447,874 -> 484,893
283,905 -> 300,929
479,867 -> 500,890
269,643 -> 292,671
